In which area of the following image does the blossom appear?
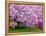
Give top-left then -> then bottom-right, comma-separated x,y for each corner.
9,4 -> 43,28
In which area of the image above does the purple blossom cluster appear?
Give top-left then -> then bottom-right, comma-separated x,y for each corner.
9,4 -> 43,29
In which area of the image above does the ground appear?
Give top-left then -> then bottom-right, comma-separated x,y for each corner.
9,27 -> 42,32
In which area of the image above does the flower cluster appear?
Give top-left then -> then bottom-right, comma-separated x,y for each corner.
9,4 -> 43,28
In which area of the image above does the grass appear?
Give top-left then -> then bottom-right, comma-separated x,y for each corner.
9,27 -> 42,32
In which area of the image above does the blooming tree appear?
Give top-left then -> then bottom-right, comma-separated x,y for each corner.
9,4 -> 43,29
